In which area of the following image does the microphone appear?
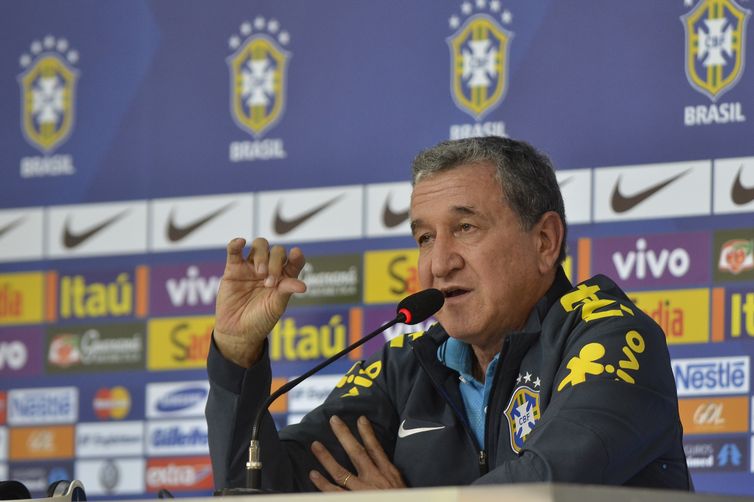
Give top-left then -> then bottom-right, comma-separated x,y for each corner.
396,288 -> 444,325
217,288 -> 444,495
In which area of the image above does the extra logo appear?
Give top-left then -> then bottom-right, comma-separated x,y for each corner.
146,457 -> 214,492
17,36 -> 78,178
504,384 -> 540,453
227,18 -> 290,162
447,0 -> 510,139
682,0 -> 750,126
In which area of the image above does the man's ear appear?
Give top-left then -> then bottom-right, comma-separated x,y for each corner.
534,211 -> 564,274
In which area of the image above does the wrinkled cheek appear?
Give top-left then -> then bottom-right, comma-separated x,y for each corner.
417,256 -> 432,289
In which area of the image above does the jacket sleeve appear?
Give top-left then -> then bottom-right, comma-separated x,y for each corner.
205,335 -> 399,492
475,288 -> 685,486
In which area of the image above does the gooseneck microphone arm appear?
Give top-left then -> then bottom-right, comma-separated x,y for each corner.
245,288 -> 444,491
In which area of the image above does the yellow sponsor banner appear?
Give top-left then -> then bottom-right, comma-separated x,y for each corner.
147,316 -> 214,370
363,249 -> 420,304
0,272 -> 45,326
628,288 -> 709,345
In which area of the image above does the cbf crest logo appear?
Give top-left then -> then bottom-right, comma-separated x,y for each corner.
18,36 -> 79,154
448,0 -> 513,121
504,383 -> 541,454
227,18 -> 290,138
682,0 -> 750,101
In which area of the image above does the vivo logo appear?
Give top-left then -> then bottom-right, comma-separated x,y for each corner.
156,388 -> 208,413
673,357 -> 749,396
0,341 -> 27,370
165,266 -> 220,307
612,239 -> 690,280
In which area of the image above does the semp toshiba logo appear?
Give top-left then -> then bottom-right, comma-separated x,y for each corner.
146,381 -> 209,419
673,356 -> 749,397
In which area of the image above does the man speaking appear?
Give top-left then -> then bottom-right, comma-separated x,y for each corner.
206,137 -> 692,491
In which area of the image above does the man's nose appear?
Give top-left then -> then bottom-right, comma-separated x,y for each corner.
431,234 -> 463,278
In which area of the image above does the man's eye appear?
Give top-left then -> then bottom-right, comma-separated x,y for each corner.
459,223 -> 474,232
417,233 -> 432,245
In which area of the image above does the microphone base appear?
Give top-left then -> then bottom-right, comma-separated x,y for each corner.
214,488 -> 278,496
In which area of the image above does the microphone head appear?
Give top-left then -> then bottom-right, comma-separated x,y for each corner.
396,288 -> 444,325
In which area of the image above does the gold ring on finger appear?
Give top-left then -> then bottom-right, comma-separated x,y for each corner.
341,472 -> 352,489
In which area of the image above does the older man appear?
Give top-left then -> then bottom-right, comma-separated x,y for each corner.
206,137 -> 691,492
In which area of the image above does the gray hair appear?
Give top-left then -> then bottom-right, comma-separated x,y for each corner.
411,136 -> 567,264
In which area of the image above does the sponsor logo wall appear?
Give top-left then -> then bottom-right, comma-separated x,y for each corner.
2,0 -> 754,497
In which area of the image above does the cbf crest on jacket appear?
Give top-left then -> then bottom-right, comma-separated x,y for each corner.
206,268 -> 692,491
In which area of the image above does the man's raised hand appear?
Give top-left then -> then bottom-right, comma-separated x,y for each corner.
213,237 -> 306,368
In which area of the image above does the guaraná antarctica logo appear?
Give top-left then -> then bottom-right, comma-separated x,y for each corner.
226,17 -> 290,162
17,35 -> 78,178
447,0 -> 512,139
681,0 -> 750,126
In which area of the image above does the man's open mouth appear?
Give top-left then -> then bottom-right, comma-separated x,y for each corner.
442,288 -> 469,298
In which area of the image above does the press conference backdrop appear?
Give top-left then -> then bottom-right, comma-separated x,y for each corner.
0,0 -> 753,498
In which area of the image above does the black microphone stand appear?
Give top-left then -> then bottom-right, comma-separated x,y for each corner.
215,313 -> 406,496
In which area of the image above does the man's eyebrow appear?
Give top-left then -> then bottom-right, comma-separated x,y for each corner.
410,206 -> 478,234
452,205 -> 477,215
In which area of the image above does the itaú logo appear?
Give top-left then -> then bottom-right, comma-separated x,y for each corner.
693,402 -> 725,425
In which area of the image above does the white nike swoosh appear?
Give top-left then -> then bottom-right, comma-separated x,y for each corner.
397,419 -> 445,438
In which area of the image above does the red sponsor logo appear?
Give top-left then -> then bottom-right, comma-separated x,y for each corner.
146,457 -> 213,491
0,390 -> 6,424
47,334 -> 80,367
93,387 -> 131,420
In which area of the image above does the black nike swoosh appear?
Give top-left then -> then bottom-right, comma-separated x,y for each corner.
731,165 -> 754,205
273,194 -> 344,235
63,210 -> 130,249
167,202 -> 236,242
382,193 -> 409,228
0,216 -> 26,239
610,170 -> 690,213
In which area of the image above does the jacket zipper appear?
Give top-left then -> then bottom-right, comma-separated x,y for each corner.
478,450 -> 488,475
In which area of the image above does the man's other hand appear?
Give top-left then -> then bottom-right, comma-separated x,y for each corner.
213,237 -> 306,368
309,415 -> 406,491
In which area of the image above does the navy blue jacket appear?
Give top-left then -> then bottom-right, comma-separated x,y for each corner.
206,269 -> 692,491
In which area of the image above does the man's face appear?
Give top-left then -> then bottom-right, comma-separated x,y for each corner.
410,163 -> 547,349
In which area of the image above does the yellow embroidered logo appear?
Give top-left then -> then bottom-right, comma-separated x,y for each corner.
560,283 -> 634,322
336,360 -> 382,398
557,330 -> 646,391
